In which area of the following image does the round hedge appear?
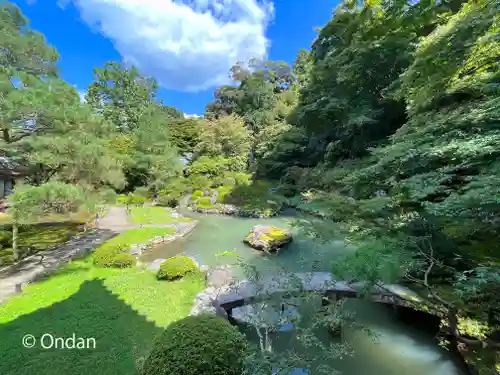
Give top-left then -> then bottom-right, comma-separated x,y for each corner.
191,190 -> 204,200
141,315 -> 247,375
93,244 -> 135,268
156,256 -> 197,280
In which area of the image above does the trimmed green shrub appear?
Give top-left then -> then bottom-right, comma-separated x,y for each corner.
221,175 -> 236,186
134,186 -> 151,200
191,190 -> 203,200
196,197 -> 214,209
233,172 -> 251,186
141,314 -> 247,375
158,179 -> 190,208
105,253 -> 136,268
217,185 -> 233,202
157,256 -> 197,280
93,244 -> 135,268
186,174 -> 212,191
118,193 -> 146,207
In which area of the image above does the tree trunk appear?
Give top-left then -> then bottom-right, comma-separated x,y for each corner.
2,128 -> 11,143
12,222 -> 19,261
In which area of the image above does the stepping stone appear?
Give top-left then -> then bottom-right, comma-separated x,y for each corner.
148,258 -> 166,271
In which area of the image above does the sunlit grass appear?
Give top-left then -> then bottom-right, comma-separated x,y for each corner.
130,206 -> 192,225
0,254 -> 205,375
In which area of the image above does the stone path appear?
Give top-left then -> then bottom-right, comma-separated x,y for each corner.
0,229 -> 116,303
95,206 -> 131,232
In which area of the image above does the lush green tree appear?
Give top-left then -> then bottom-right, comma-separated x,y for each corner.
0,3 -> 59,147
167,118 -> 202,155
292,49 -> 313,90
16,101 -> 125,188
290,0 -> 500,371
86,61 -> 158,133
159,105 -> 183,120
204,85 -> 242,120
132,105 -> 182,192
0,4 -> 125,190
7,182 -> 92,260
194,115 -> 251,171
85,62 -> 182,191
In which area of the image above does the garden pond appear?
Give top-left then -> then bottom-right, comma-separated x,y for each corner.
139,209 -> 467,375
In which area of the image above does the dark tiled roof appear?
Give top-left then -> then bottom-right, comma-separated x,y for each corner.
0,157 -> 27,175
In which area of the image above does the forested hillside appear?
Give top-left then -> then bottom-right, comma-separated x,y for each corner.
1,0 -> 499,372
203,0 -> 500,372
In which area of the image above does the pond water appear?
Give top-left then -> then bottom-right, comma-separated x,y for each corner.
139,209 -> 351,276
139,210 -> 467,375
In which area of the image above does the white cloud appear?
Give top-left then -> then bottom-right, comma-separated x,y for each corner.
184,113 -> 201,119
62,0 -> 273,92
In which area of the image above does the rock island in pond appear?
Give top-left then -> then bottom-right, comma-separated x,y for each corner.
243,225 -> 292,252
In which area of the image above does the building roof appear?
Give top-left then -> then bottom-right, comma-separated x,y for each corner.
0,157 -> 28,176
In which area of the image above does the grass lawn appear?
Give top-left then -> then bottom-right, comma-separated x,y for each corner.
101,227 -> 177,248
0,256 -> 205,375
0,223 -> 85,267
129,206 -> 192,225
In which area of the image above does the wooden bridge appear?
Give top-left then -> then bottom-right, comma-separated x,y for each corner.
190,271 -> 445,318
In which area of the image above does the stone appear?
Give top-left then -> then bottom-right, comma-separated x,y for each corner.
147,258 -> 166,271
206,266 -> 235,288
210,190 -> 219,204
243,225 -> 292,252
129,244 -> 141,255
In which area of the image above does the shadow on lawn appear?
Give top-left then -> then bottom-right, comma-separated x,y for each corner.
0,279 -> 163,375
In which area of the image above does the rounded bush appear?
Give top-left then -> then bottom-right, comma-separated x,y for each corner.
93,244 -> 135,268
217,185 -> 233,202
191,190 -> 203,200
141,314 -> 247,375
134,186 -> 151,199
196,197 -> 214,209
234,172 -> 251,186
106,253 -> 136,268
157,256 -> 197,280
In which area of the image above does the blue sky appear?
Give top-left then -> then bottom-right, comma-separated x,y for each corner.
14,0 -> 336,116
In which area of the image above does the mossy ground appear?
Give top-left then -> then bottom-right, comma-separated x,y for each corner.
0,223 -> 85,266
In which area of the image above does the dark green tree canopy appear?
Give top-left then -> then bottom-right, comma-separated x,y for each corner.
86,62 -> 159,133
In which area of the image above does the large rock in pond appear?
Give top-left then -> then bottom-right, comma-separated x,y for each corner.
243,225 -> 292,252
